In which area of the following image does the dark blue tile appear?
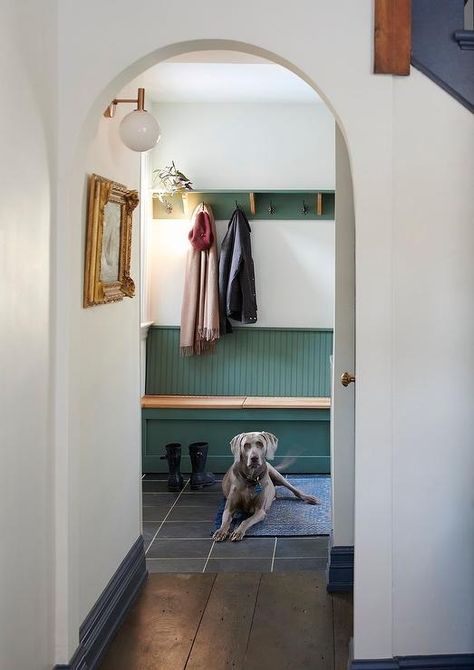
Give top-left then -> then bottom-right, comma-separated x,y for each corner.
157,522 -> 214,539
167,506 -> 218,522
142,506 -> 170,523
211,537 -> 275,559
142,522 -> 161,549
182,482 -> 224,494
275,537 -> 328,559
146,538 -> 213,559
142,480 -> 186,493
177,493 -> 223,506
146,558 -> 206,573
142,492 -> 180,505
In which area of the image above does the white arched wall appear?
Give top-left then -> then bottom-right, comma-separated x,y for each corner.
58,17 -> 392,664
54,0 -> 474,665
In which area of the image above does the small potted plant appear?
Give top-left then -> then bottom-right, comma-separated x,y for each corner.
152,161 -> 193,212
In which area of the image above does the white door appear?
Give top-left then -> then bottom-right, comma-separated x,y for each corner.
330,126 -> 356,548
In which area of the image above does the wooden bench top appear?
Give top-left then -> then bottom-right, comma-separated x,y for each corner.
141,395 -> 331,410
244,396 -> 330,409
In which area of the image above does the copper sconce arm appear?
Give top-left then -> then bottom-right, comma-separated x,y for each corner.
104,87 -> 146,118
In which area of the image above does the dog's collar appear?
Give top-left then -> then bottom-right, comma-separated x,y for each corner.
237,465 -> 267,486
241,471 -> 261,484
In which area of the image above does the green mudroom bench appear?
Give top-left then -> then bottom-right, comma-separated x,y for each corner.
141,395 -> 331,474
142,326 -> 333,474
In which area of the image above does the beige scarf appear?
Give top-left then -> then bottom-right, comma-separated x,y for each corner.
180,203 -> 220,356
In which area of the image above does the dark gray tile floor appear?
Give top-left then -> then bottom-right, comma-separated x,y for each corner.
142,474 -> 329,573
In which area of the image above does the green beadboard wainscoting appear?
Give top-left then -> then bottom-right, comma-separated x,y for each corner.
143,326 -> 333,474
146,326 -> 333,397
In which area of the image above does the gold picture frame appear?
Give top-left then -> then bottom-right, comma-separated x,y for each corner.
83,173 -> 139,307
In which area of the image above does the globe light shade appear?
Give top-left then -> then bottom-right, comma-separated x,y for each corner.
119,110 -> 161,152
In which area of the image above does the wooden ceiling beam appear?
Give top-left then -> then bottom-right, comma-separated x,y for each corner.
374,0 -> 412,75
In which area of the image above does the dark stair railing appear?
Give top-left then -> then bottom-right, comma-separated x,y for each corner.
454,0 -> 474,49
412,0 -> 474,112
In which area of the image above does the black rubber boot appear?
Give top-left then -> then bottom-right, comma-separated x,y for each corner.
189,442 -> 216,490
160,443 -> 184,492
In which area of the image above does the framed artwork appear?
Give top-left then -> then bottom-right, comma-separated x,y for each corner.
83,173 -> 139,307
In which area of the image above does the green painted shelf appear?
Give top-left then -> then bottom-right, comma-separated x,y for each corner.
152,189 -> 335,221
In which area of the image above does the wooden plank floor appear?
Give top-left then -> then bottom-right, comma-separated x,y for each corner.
99,573 -> 352,670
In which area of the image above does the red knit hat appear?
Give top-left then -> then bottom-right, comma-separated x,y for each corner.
188,209 -> 213,251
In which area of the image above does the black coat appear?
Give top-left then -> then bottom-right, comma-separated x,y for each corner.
218,208 -> 257,333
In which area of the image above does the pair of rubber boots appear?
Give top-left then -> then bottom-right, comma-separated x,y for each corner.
160,442 -> 215,492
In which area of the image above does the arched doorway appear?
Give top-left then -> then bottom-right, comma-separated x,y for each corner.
59,38 -> 358,668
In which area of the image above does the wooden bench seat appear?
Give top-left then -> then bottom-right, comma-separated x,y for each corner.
244,396 -> 330,409
141,395 -> 331,410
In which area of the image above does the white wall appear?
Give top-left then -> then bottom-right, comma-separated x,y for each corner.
148,101 -> 335,328
53,0 -> 474,663
391,69 -> 474,655
53,76 -> 144,658
150,217 -> 334,328
0,1 -> 55,668
151,102 -> 335,190
78,104 -> 142,621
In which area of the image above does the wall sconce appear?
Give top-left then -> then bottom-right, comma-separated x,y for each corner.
104,87 -> 161,152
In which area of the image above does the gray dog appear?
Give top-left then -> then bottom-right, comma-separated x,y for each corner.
213,431 -> 320,542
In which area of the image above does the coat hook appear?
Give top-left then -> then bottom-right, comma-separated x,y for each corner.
316,192 -> 323,216
301,199 -> 309,215
268,200 -> 275,215
235,200 -> 240,209
249,192 -> 256,215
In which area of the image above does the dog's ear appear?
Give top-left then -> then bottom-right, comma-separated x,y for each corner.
230,433 -> 245,462
262,432 -> 278,460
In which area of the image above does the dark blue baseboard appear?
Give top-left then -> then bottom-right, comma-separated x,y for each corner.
54,535 -> 147,670
352,662 -> 398,670
327,545 -> 354,592
351,654 -> 474,669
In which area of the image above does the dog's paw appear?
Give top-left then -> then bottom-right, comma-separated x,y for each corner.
230,529 -> 245,542
213,529 -> 229,542
302,494 -> 320,505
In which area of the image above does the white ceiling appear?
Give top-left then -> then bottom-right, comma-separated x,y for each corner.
137,51 -> 321,104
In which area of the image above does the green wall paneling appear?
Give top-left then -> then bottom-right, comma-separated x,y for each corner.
142,407 -> 330,475
152,189 -> 335,221
146,326 -> 333,397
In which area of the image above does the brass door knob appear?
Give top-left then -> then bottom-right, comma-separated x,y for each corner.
340,372 -> 356,387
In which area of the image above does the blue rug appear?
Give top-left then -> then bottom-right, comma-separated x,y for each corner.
213,476 -> 331,537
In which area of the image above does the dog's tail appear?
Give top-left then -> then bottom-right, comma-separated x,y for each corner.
272,455 -> 296,472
